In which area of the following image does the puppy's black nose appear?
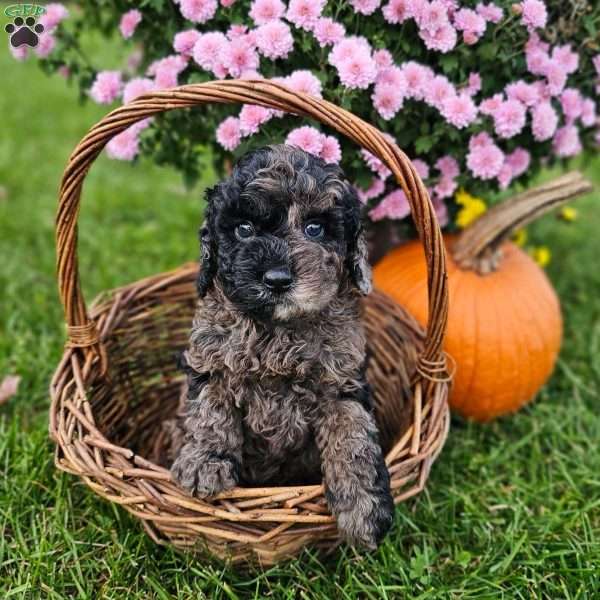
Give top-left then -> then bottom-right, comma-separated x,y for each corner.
263,267 -> 293,291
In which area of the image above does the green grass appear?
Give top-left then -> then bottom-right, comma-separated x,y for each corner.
1,43 -> 600,599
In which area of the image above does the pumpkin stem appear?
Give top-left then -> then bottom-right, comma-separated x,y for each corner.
452,171 -> 593,274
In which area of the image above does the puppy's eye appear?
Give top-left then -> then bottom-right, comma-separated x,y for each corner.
304,222 -> 324,240
235,222 -> 255,240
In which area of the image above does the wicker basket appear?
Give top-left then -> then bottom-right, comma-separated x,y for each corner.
50,80 -> 451,565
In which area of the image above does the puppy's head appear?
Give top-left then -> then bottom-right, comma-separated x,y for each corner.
198,144 -> 371,321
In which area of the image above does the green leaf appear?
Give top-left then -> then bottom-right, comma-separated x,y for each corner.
456,550 -> 472,569
478,43 -> 497,61
439,54 -> 458,74
415,136 -> 435,154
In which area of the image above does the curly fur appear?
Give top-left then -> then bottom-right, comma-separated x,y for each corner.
170,145 -> 393,548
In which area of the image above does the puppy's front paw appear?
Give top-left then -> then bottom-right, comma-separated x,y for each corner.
332,488 -> 395,549
171,451 -> 239,498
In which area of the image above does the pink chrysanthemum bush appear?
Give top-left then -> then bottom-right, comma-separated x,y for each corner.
28,0 -> 599,228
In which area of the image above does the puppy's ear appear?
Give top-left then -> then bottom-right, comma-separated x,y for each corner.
196,195 -> 217,297
343,183 -> 372,295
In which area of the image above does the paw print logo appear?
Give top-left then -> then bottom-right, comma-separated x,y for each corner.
5,16 -> 44,48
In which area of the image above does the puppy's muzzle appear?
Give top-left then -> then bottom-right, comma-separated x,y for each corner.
263,267 -> 293,292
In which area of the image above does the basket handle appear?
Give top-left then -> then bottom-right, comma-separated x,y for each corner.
56,79 -> 449,379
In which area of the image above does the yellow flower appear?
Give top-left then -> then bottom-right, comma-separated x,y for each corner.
455,189 -> 487,228
455,189 -> 480,206
512,228 -> 528,247
560,206 -> 578,222
531,246 -> 551,267
456,197 -> 487,228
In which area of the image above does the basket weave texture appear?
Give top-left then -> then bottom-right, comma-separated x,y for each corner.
50,80 -> 451,565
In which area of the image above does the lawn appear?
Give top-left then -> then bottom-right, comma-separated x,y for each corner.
1,40 -> 600,599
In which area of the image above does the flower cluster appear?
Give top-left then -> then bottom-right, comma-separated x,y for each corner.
23,0 -> 599,230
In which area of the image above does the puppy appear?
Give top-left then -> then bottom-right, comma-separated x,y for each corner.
171,145 -> 394,548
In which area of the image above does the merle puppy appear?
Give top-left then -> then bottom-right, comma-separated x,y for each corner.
170,144 -> 394,548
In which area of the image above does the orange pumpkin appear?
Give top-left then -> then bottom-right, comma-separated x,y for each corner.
373,172 -> 591,421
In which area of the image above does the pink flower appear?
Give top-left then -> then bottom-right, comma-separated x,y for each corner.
320,135 -> 342,163
10,45 -> 28,61
357,178 -> 386,202
435,155 -> 459,178
526,47 -> 549,75
469,131 -> 494,149
239,104 -> 272,136
418,0 -> 450,33
382,0 -> 410,24
438,0 -> 458,16
441,94 -> 478,129
520,0 -> 547,30
286,0 -> 325,30
462,31 -> 478,45
532,80 -> 552,101
593,55 -> 600,76
531,101 -> 558,141
193,32 -> 228,72
543,62 -> 567,96
453,8 -> 486,38
412,159 -> 430,180
361,148 -> 392,179
227,24 -> 249,39
505,80 -> 539,106
119,9 -> 142,39
552,45 -> 579,74
480,93 -> 504,115
106,125 -> 141,161
401,62 -> 431,100
221,0 -> 236,6
286,70 -> 323,97
369,189 -> 410,221
419,23 -> 457,53
178,0 -> 218,24
337,53 -> 378,90
492,99 -> 527,138
372,84 -> 404,120
285,126 -> 324,155
476,2 -> 503,23
173,30 -> 201,57
405,0 -> 428,20
506,147 -> 531,177
497,163 -> 513,189
39,3 -> 68,31
123,78 -> 154,104
329,36 -> 371,68
466,138 -> 504,179
433,197 -> 449,226
373,49 -> 394,71
434,176 -> 458,199
222,38 -> 259,77
90,71 -> 122,104
424,75 -> 455,109
148,55 -> 188,89
350,0 -> 381,15
58,65 -> 70,79
34,33 -> 56,58
560,88 -> 583,123
552,125 -> 582,157
249,0 -> 285,24
255,20 -> 294,59
581,99 -> 596,128
466,72 -> 482,96
216,116 -> 242,150
377,66 -> 408,93
312,18 -> 346,47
